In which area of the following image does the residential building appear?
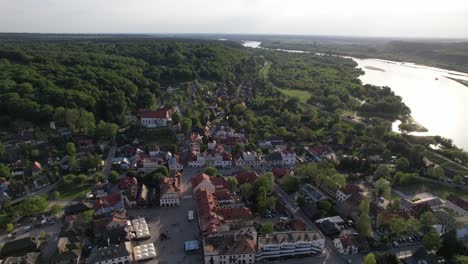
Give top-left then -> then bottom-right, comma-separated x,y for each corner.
86,242 -> 133,264
256,231 -> 325,261
444,194 -> 468,216
140,108 -> 172,128
191,173 -> 216,193
159,174 -> 180,207
236,171 -> 259,185
333,236 -> 359,255
305,145 -> 337,161
203,228 -> 257,264
266,152 -> 283,167
281,150 -> 296,166
336,184 -> 363,203
0,237 -> 40,258
235,151 -> 262,168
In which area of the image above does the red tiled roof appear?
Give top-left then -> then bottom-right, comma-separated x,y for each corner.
236,172 -> 259,184
341,184 -> 362,196
211,176 -> 229,190
214,190 -> 233,201
195,188 -> 220,236
140,109 -> 169,119
190,173 -> 211,189
447,194 -> 468,212
32,161 -> 42,172
95,193 -> 122,209
289,219 -> 306,231
339,236 -> 355,249
272,167 -> 288,179
119,177 -> 137,190
216,207 -> 253,221
221,137 -> 245,146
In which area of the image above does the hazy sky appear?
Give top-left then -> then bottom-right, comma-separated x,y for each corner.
1,0 -> 467,38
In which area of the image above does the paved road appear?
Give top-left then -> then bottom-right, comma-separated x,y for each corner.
273,184 -> 350,264
102,142 -> 117,178
9,183 -> 58,205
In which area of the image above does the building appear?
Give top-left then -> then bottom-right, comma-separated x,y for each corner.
203,228 -> 257,264
333,236 -> 359,255
444,194 -> 468,216
266,152 -> 283,167
86,242 -> 133,264
235,151 -> 262,168
281,150 -> 296,167
1,237 -> 40,258
256,231 -> 325,261
336,184 -> 363,203
305,145 -> 337,161
159,174 -> 181,207
236,172 -> 259,185
133,243 -> 156,262
140,108 -> 172,128
191,173 -> 216,193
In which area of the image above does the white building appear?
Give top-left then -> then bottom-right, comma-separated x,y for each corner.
256,231 -> 325,261
333,236 -> 359,255
159,176 -> 180,207
236,151 -> 262,168
140,109 -> 172,128
281,150 -> 296,167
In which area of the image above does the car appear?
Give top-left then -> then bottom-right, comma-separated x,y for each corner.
392,241 -> 399,247
7,232 -> 17,239
23,226 -> 32,231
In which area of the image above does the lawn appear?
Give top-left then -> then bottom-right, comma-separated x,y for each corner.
394,182 -> 468,201
424,151 -> 468,175
143,128 -> 178,146
58,185 -> 93,200
278,88 -> 312,103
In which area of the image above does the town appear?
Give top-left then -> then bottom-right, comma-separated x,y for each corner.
0,99 -> 467,264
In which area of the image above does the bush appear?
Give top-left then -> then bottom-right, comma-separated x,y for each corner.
108,171 -> 120,183
6,223 -> 13,233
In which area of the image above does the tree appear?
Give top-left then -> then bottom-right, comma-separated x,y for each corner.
255,173 -> 274,193
51,191 -> 60,200
357,198 -> 372,238
452,255 -> 468,264
0,164 -> 11,179
50,204 -> 63,215
280,176 -> 299,193
81,210 -> 95,223
240,183 -> 254,201
427,167 -> 445,179
204,167 -> 218,176
181,118 -> 192,134
364,253 -> 377,264
108,171 -> 120,183
453,175 -> 463,185
395,157 -> 410,172
374,164 -> 390,179
226,177 -> 238,192
171,112 -> 181,124
0,141 -> 4,157
437,230 -> 466,260
6,223 -> 14,233
154,166 -> 169,177
296,196 -> 306,207
96,121 -> 119,139
420,211 -> 436,228
259,223 -> 273,235
66,142 -> 76,157
19,196 -> 48,216
94,172 -> 105,183
318,200 -> 332,212
373,178 -> 391,199
423,230 -> 442,251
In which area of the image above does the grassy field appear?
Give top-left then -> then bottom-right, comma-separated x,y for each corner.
59,185 -> 93,200
395,182 -> 468,201
278,88 -> 312,103
424,151 -> 468,175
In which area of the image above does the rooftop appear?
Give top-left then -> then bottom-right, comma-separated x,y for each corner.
258,231 -> 324,245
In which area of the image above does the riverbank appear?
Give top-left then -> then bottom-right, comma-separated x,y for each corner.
364,66 -> 385,72
397,116 -> 428,133
447,76 -> 468,88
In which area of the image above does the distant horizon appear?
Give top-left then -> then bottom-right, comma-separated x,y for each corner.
1,32 -> 468,42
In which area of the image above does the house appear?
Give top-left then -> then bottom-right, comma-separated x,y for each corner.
333,236 -> 359,255
236,171 -> 259,185
159,174 -> 181,207
140,108 -> 172,128
281,150 -> 296,166
256,231 -> 325,261
168,155 -> 183,172
305,145 -> 337,161
235,151 -> 262,168
336,184 -> 363,203
86,242 -> 133,264
195,188 -> 222,237
31,161 -> 43,176
118,177 -> 137,190
52,231 -> 82,264
444,194 -> 468,216
272,167 -> 289,180
1,237 -> 40,258
191,173 -> 216,193
138,184 -> 149,206
266,152 -> 283,167
203,228 -> 257,264
400,193 -> 444,211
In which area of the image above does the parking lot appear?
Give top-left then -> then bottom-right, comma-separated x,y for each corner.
127,167 -> 202,264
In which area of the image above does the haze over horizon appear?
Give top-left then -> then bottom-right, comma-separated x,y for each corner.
0,0 -> 467,38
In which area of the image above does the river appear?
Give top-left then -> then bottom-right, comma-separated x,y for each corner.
242,41 -> 468,150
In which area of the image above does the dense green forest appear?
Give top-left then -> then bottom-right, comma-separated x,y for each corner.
0,37 -> 255,130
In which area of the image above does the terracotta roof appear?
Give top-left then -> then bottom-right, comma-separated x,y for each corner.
211,176 -> 229,190
289,219 -> 306,231
32,161 -> 42,172
217,207 -> 253,221
204,230 -> 256,255
214,190 -> 233,201
140,109 -> 169,119
340,184 -> 362,196
195,189 -> 220,236
190,173 -> 212,189
447,194 -> 468,212
236,172 -> 259,184
119,177 -> 137,190
95,193 -> 122,209
272,167 -> 288,179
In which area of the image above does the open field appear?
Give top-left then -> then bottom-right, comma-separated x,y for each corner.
424,151 -> 468,175
278,88 -> 312,103
57,185 -> 93,200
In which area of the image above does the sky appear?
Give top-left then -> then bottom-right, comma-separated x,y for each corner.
1,0 -> 467,38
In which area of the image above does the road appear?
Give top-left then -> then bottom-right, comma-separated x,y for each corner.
102,141 -> 117,178
9,183 -> 58,205
273,184 -> 350,264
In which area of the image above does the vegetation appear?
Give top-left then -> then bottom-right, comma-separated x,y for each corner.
108,171 -> 120,183
204,167 -> 218,177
